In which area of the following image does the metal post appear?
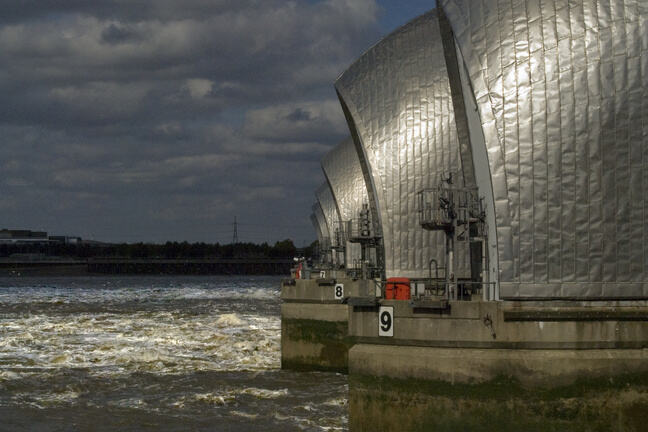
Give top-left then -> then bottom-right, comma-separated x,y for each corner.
446,228 -> 455,301
482,233 -> 488,301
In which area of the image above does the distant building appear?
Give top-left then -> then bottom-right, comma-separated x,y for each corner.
0,229 -> 86,245
0,229 -> 49,244
48,236 -> 82,245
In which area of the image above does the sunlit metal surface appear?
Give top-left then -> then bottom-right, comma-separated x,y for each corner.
310,213 -> 324,248
336,10 -> 473,279
312,202 -> 329,246
316,183 -> 343,265
322,137 -> 369,267
441,0 -> 648,298
322,138 -> 369,226
316,183 -> 340,244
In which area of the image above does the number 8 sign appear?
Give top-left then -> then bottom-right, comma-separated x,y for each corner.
378,306 -> 393,337
334,283 -> 344,300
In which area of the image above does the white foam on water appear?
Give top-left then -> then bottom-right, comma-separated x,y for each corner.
0,370 -> 20,382
191,392 -> 235,406
0,309 -> 280,379
322,397 -> 348,407
0,278 -> 280,306
0,278 -> 348,431
109,398 -> 148,409
230,410 -> 259,419
274,403 -> 348,431
239,387 -> 288,399
169,386 -> 288,411
276,413 -> 346,432
10,390 -> 80,409
216,313 -> 246,327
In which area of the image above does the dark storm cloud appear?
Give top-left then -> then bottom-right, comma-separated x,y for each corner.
0,0 -> 383,243
0,0 -> 258,25
286,108 -> 312,123
100,23 -> 143,45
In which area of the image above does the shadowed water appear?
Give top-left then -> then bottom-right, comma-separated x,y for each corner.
0,276 -> 348,431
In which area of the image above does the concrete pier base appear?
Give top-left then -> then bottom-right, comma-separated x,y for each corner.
281,303 -> 351,372
349,344 -> 648,387
347,301 -> 648,431
349,345 -> 648,431
280,275 -> 375,373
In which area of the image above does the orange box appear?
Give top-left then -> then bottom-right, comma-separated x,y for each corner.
385,277 -> 411,300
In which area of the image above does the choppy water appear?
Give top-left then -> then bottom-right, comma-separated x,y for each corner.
0,276 -> 348,431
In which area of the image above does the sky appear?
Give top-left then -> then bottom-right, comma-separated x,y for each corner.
0,0 -> 435,246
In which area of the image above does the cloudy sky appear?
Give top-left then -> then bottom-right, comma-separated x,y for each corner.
1,0 -> 434,245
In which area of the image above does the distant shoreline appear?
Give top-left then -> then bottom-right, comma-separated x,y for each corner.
0,259 -> 293,276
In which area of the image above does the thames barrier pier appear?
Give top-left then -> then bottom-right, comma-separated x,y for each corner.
283,0 -> 648,430
346,300 -> 648,430
280,270 -> 374,373
281,132 -> 383,372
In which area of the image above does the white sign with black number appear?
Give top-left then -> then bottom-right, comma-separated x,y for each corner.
378,306 -> 394,337
320,271 -> 326,278
334,283 -> 344,300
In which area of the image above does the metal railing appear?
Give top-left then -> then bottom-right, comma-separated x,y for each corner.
332,221 -> 347,249
318,237 -> 331,253
417,187 -> 482,231
347,258 -> 382,280
346,218 -> 374,242
408,279 -> 497,301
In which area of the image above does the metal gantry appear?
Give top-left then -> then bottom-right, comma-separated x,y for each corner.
417,174 -> 487,300
344,204 -> 382,279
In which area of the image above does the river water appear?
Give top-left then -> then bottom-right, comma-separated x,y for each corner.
0,276 -> 348,431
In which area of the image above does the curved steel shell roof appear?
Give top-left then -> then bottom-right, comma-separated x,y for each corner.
316,183 -> 341,247
441,0 -> 648,298
310,213 -> 324,245
336,10 -> 473,278
322,137 -> 370,266
322,138 -> 370,222
312,202 -> 329,242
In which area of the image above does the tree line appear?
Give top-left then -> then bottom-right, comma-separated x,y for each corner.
0,239 -> 318,260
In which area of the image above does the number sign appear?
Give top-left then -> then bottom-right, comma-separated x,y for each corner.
334,283 -> 344,300
378,306 -> 394,337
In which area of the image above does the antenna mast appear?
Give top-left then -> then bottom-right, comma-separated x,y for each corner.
232,217 -> 239,244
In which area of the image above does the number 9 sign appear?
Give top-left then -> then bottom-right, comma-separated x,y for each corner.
334,283 -> 344,300
378,306 -> 393,337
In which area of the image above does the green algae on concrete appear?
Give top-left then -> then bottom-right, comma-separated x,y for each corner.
349,373 -> 648,432
281,318 -> 355,373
